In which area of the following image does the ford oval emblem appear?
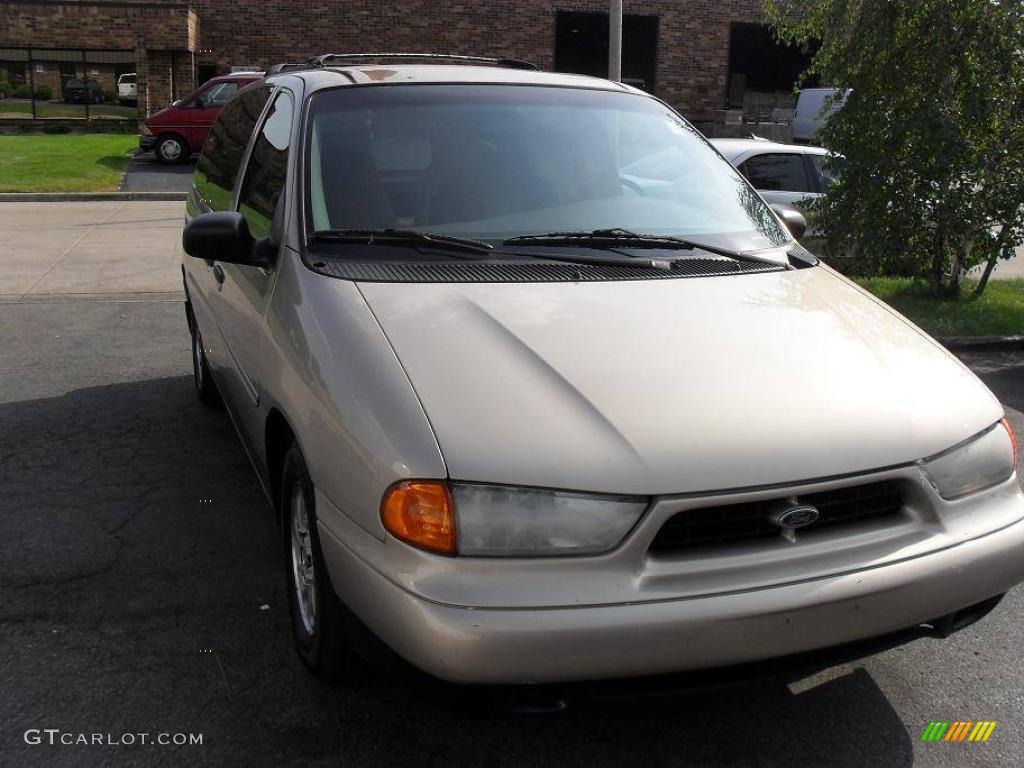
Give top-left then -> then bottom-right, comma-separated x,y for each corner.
774,505 -> 820,530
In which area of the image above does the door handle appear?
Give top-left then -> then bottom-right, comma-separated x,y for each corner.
213,263 -> 225,286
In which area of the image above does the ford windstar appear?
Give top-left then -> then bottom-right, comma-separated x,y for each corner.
180,54 -> 1024,685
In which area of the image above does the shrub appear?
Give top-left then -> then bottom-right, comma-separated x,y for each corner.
13,84 -> 32,99
767,0 -> 1024,298
0,81 -> 11,98
34,85 -> 53,101
103,90 -> 117,103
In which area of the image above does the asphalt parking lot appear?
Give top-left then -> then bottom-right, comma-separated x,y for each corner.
121,153 -> 196,194
1,203 -> 1022,767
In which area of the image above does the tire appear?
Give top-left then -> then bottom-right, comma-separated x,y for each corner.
281,444 -> 354,680
188,312 -> 222,408
155,134 -> 187,164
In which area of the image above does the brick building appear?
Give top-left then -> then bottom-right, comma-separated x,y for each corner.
1,0 -> 807,124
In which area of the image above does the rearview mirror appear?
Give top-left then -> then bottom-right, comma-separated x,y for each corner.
770,204 -> 807,240
183,211 -> 267,266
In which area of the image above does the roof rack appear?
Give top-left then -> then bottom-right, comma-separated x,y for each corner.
306,53 -> 538,71
265,62 -> 308,75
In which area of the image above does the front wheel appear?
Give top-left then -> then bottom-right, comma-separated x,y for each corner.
281,444 -> 355,680
155,134 -> 186,164
189,315 -> 221,408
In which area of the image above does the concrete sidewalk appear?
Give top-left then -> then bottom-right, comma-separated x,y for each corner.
0,201 -> 185,303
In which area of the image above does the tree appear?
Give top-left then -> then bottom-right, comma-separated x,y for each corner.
765,0 -> 1024,297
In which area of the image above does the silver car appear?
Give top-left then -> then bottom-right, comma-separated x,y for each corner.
709,137 -> 836,212
181,54 -> 1024,686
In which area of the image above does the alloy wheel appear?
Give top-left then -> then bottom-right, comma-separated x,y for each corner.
289,483 -> 318,635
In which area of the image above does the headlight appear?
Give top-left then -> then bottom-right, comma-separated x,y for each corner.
452,483 -> 647,556
921,420 -> 1017,500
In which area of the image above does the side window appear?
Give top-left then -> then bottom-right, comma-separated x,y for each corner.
809,154 -> 840,190
194,86 -> 271,210
237,92 -> 294,241
740,153 -> 811,193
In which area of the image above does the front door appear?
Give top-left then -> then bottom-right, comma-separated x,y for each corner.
187,85 -> 272,391
208,89 -> 294,452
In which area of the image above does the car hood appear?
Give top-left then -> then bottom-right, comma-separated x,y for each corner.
357,266 -> 1001,495
145,105 -> 172,122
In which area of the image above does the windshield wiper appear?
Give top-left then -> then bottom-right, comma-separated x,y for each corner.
503,229 -> 760,262
311,228 -> 493,255
508,251 -> 673,270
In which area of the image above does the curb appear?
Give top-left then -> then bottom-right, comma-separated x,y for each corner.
939,335 -> 1024,352
0,192 -> 187,202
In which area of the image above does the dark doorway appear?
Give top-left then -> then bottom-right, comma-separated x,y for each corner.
0,60 -> 27,87
727,23 -> 817,105
554,11 -> 658,93
58,61 -> 77,91
196,63 -> 218,87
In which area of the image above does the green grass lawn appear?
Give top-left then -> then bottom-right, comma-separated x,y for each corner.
0,134 -> 137,192
855,276 -> 1024,337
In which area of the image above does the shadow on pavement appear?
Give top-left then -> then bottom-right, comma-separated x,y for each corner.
122,152 -> 196,193
0,376 -> 913,767
977,363 -> 1024,416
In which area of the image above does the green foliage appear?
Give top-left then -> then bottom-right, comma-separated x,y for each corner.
0,81 -> 12,98
103,90 -> 117,103
34,85 -> 53,101
13,84 -> 32,99
766,0 -> 1024,297
855,277 -> 1024,337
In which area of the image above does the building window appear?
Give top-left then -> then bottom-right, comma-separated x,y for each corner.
727,23 -> 817,107
0,60 -> 27,87
554,11 -> 658,93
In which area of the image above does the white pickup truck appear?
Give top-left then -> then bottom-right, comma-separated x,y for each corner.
116,73 -> 136,105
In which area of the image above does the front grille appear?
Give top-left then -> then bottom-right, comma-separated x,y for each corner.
649,480 -> 904,553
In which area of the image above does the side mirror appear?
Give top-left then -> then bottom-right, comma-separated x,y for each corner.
183,211 -> 267,266
771,204 -> 807,240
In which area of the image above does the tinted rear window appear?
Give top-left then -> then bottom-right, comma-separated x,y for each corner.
740,153 -> 811,193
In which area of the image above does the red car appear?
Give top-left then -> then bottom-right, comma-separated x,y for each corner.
140,72 -> 264,164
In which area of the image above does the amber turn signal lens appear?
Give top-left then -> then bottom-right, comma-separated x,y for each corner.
381,481 -> 455,555
1002,418 -> 1019,470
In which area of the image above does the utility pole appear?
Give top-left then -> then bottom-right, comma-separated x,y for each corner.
609,0 -> 622,82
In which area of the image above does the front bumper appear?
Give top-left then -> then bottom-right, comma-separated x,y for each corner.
139,135 -> 156,152
320,507 -> 1024,685
317,463 -> 1024,685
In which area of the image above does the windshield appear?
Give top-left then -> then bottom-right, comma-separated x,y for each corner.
306,85 -> 788,250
